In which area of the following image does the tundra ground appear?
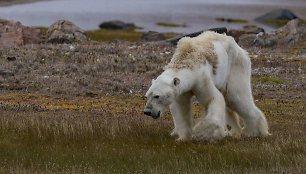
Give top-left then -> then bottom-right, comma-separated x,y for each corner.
0,40 -> 305,173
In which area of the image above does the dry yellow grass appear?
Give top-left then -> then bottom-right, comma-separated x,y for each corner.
0,93 -> 305,173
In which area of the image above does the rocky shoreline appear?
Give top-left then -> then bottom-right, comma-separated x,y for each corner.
0,7 -> 305,99
0,0 -> 47,6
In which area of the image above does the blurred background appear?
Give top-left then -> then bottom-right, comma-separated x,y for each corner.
0,0 -> 306,33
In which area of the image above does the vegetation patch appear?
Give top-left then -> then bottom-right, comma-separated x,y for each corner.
0,96 -> 304,173
86,29 -> 144,42
0,32 -> 305,173
263,19 -> 306,28
35,26 -> 48,34
156,22 -> 187,28
216,18 -> 248,23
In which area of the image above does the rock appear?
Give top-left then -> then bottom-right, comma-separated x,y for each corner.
166,27 -> 227,45
243,26 -> 265,34
255,9 -> 298,27
7,56 -> 16,61
141,31 -> 166,42
99,20 -> 135,30
228,27 -> 265,42
0,19 -> 41,47
228,30 -> 247,42
275,19 -> 306,44
238,33 -> 277,48
239,19 -> 305,47
47,20 -> 88,44
0,69 -> 14,77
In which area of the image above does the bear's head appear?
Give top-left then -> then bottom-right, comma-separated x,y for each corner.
144,77 -> 180,119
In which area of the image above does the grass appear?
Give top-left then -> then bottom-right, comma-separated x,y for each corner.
35,26 -> 48,34
0,34 -> 305,173
34,27 -> 145,42
156,22 -> 187,28
34,27 -> 176,42
86,29 -> 176,42
263,19 -> 306,28
86,29 -> 145,42
0,93 -> 305,173
215,18 -> 248,23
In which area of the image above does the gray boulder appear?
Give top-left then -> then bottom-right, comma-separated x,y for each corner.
47,20 -> 88,44
141,31 -> 166,42
99,20 -> 135,30
238,19 -> 305,47
238,33 -> 277,48
255,9 -> 298,27
276,19 -> 306,44
228,26 -> 264,42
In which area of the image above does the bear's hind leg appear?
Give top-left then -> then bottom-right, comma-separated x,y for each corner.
226,52 -> 270,137
226,107 -> 242,138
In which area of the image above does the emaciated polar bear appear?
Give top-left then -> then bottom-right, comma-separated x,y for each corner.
143,31 -> 270,142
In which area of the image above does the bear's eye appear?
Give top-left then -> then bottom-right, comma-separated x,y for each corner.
154,95 -> 160,99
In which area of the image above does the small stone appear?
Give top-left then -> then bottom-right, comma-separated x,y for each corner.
0,69 -> 14,77
7,56 -> 16,61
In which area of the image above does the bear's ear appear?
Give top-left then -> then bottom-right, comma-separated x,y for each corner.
173,77 -> 180,86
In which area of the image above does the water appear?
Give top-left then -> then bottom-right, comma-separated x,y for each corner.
0,0 -> 305,33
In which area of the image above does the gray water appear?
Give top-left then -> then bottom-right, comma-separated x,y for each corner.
0,0 -> 306,33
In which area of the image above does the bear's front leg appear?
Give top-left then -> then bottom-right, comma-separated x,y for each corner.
170,92 -> 193,142
192,82 -> 227,142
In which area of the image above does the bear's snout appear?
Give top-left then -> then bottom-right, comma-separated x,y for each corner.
144,108 -> 161,119
144,111 -> 151,116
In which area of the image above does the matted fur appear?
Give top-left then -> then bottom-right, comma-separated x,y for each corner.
165,31 -> 227,74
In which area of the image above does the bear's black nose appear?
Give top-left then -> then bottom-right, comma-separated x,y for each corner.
144,111 -> 151,116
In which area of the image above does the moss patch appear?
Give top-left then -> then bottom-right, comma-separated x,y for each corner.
216,18 -> 248,23
156,22 -> 187,28
86,29 -> 144,42
263,19 -> 290,28
35,27 -> 48,34
263,19 -> 306,28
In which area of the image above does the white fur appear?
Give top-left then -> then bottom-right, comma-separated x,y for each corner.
144,31 -> 270,142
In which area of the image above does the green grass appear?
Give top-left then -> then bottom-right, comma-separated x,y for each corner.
0,94 -> 305,173
86,29 -> 145,42
34,27 -> 145,42
215,18 -> 248,23
35,26 -> 48,34
86,29 -> 176,42
156,22 -> 187,28
263,19 -> 306,28
35,27 -> 177,42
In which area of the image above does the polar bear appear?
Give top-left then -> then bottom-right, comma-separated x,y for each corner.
144,31 -> 270,142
